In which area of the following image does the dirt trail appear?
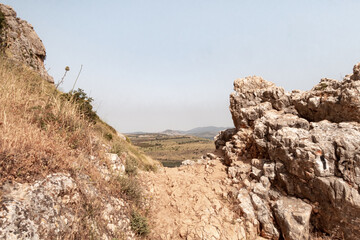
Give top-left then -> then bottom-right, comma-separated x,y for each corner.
141,156 -> 260,240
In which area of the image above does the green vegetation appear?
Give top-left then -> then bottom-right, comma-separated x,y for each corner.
61,88 -> 99,122
130,210 -> 150,236
117,176 -> 142,205
127,133 -> 214,167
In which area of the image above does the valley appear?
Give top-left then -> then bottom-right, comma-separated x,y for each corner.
127,133 -> 214,167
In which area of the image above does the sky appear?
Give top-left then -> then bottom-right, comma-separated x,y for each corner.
2,0 -> 360,132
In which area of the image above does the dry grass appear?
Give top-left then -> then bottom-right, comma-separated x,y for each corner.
0,57 -> 157,184
0,57 -> 159,238
0,59 -> 91,183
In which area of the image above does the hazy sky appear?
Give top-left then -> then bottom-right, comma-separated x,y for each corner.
3,0 -> 360,132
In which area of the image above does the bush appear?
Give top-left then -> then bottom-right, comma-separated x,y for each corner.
130,210 -> 149,236
61,88 -> 98,122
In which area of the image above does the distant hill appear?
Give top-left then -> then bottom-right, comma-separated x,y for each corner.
127,126 -> 231,139
161,126 -> 231,139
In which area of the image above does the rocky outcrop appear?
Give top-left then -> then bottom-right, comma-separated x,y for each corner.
216,63 -> 360,239
0,172 -> 135,240
0,4 -> 53,83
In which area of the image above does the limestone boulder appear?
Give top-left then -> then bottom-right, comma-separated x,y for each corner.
220,63 -> 360,239
273,197 -> 312,240
0,4 -> 53,83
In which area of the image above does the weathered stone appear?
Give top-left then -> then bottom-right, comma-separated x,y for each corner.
350,62 -> 360,80
0,173 -> 134,240
237,189 -> 259,239
263,163 -> 275,180
219,66 -> 360,239
182,159 -> 195,166
105,153 -> 125,173
273,197 -> 312,240
251,166 -> 262,179
228,166 -> 238,179
206,153 -> 216,159
251,193 -> 280,239
0,4 -> 53,83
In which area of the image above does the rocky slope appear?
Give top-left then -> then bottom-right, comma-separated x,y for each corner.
0,4 -> 53,83
1,3 -> 359,240
215,66 -> 360,239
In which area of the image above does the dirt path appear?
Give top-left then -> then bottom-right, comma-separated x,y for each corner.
141,156 -> 252,240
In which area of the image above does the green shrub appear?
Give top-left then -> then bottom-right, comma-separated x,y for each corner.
61,88 -> 98,122
130,210 -> 149,236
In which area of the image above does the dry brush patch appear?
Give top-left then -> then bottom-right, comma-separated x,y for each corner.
0,59 -> 95,184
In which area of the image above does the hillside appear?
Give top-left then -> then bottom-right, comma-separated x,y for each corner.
0,4 -> 158,239
132,126 -> 230,139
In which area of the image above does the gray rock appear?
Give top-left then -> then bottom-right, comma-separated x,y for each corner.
273,197 -> 312,240
251,193 -> 280,239
219,66 -> 360,239
105,153 -> 125,173
0,173 -> 135,240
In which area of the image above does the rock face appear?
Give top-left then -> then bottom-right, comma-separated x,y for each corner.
0,4 -> 53,83
216,64 -> 360,239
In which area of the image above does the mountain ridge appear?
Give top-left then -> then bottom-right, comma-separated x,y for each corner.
127,126 -> 231,139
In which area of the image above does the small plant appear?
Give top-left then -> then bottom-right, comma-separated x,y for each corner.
125,156 -> 138,176
117,176 -> 142,204
104,132 -> 113,141
110,142 -> 125,155
130,210 -> 149,236
55,66 -> 70,89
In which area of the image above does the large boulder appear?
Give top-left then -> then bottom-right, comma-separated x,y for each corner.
273,197 -> 312,240
220,62 -> 360,239
0,4 -> 53,83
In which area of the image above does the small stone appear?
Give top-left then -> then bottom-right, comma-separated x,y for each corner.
182,160 -> 195,166
206,153 -> 217,159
